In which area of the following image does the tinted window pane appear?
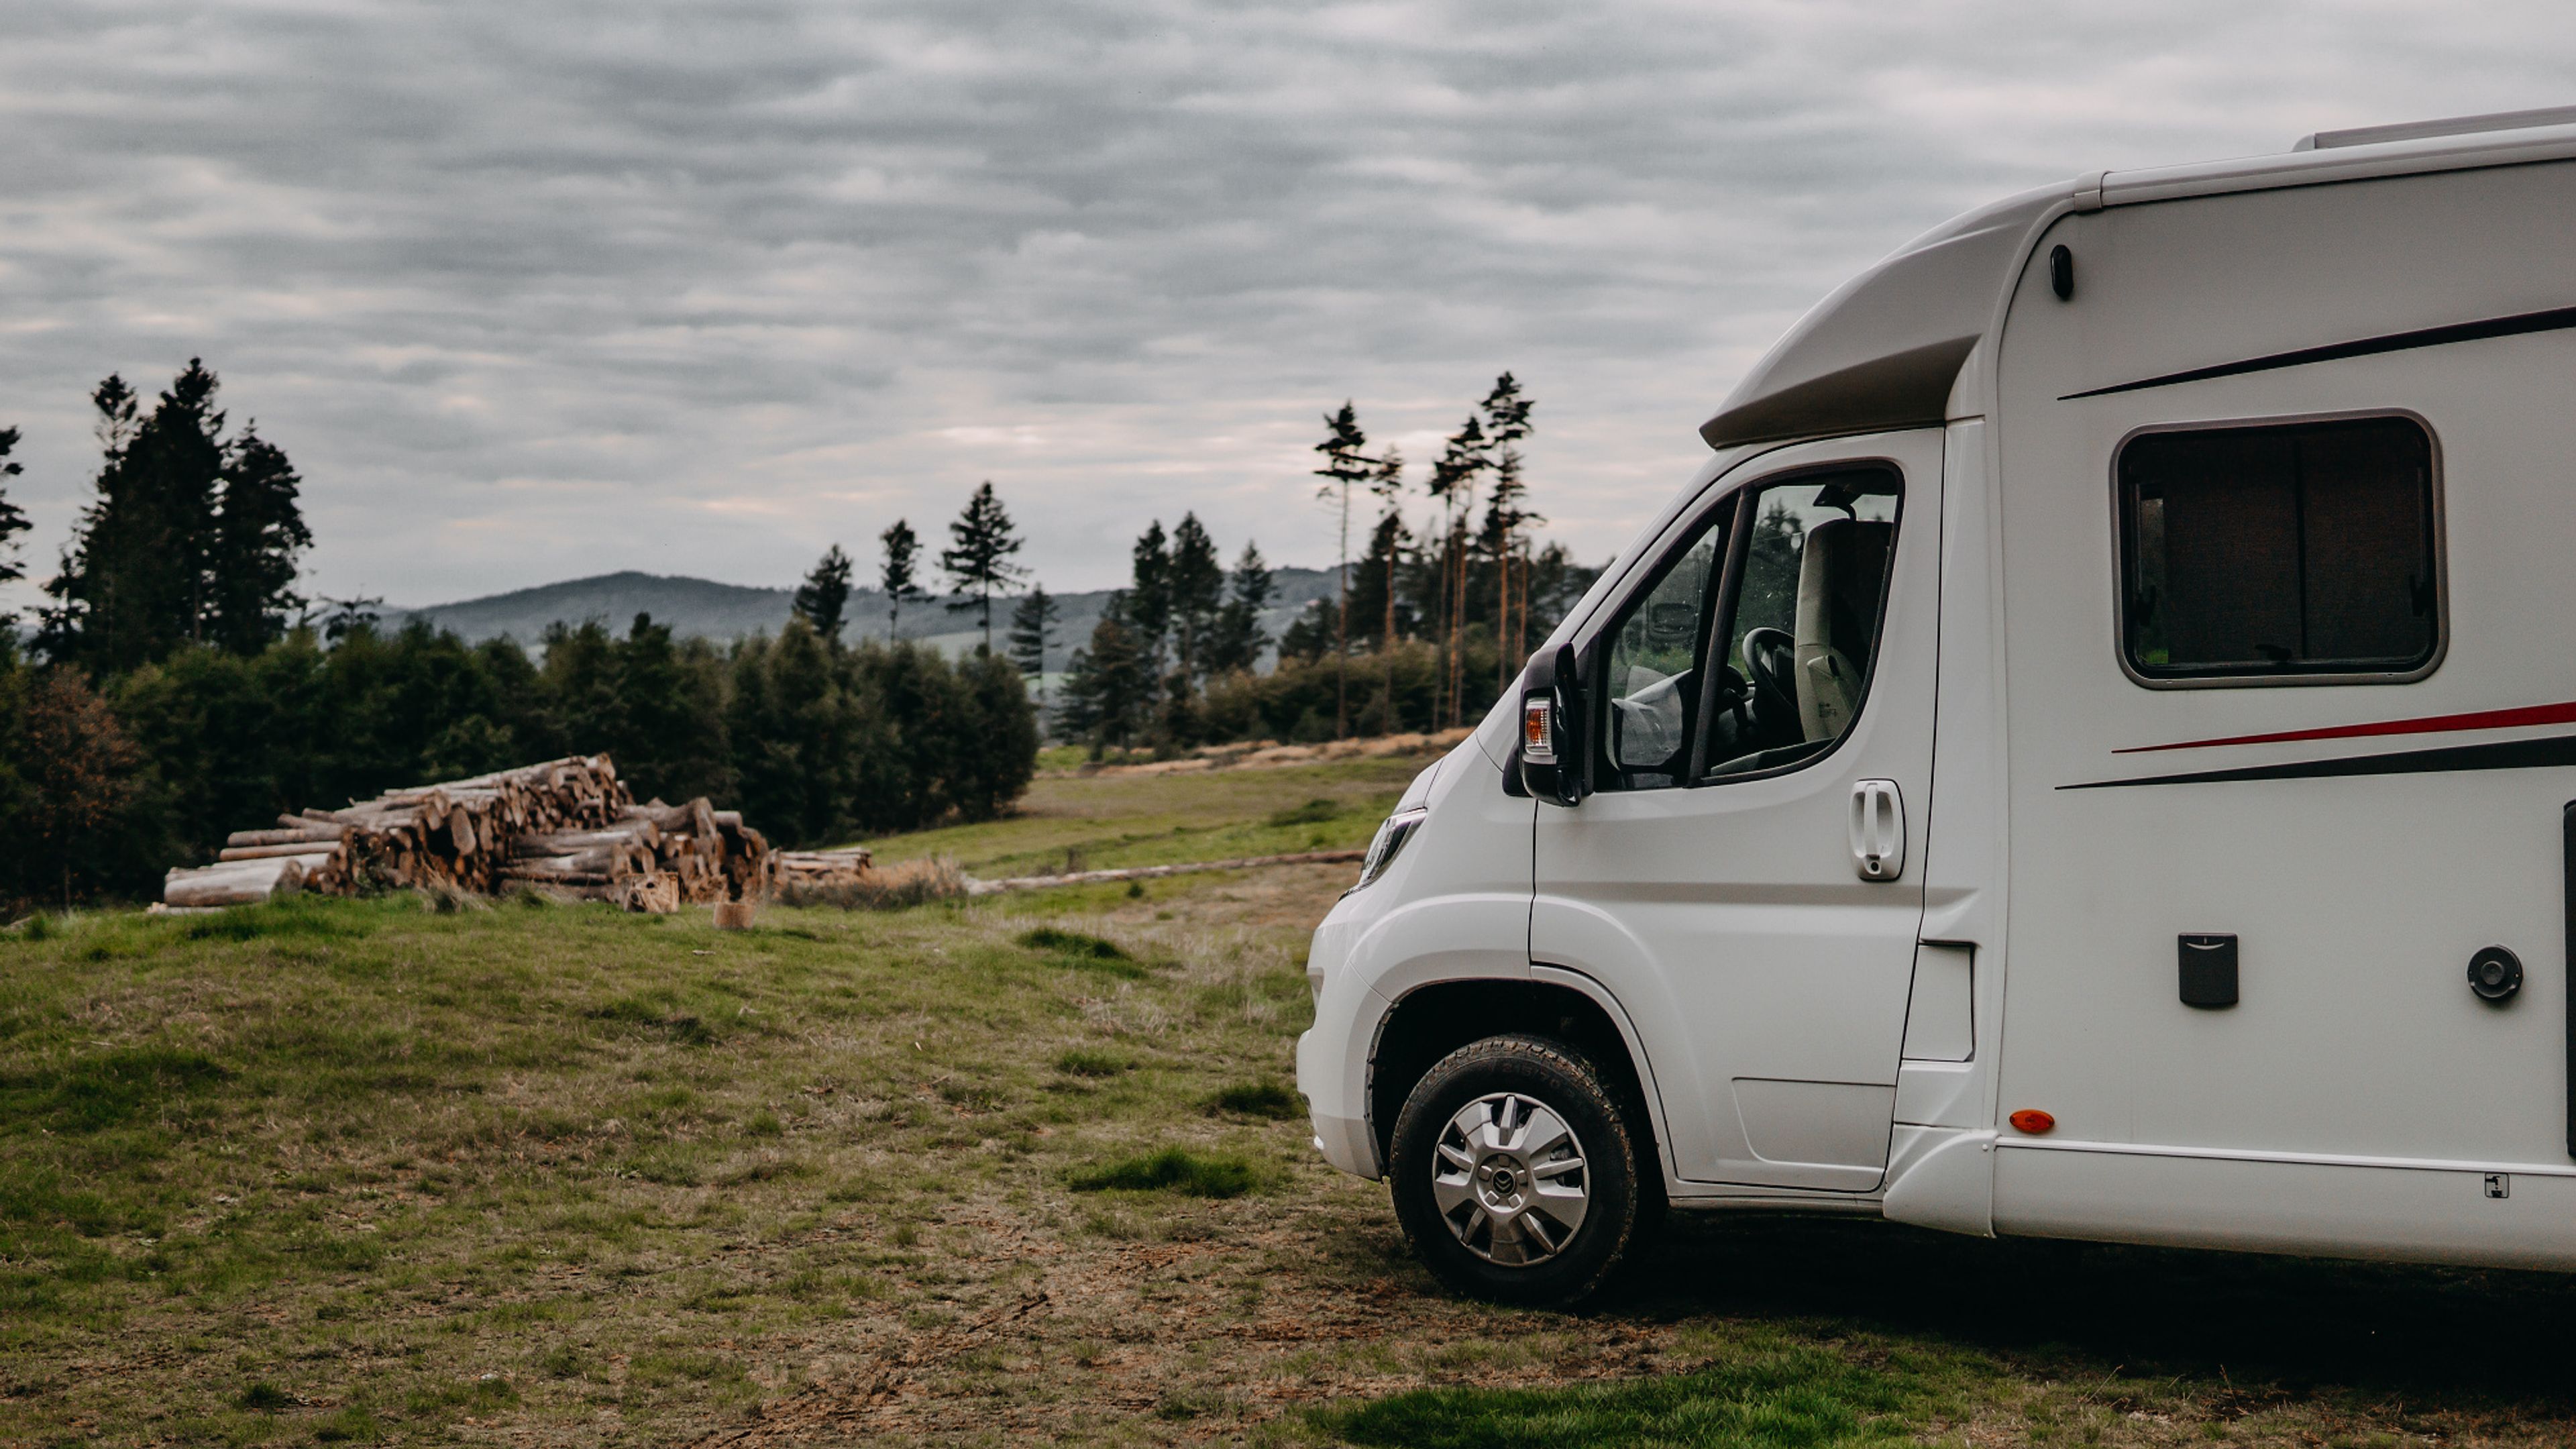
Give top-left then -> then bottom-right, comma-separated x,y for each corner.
2120,417 -> 2436,680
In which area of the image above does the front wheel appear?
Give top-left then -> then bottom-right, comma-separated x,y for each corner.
1387,1034 -> 1646,1306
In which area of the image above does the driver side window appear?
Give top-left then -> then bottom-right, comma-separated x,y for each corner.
1591,466 -> 1902,792
1707,468 -> 1901,780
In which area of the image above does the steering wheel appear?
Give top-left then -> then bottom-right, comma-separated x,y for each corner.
1739,627 -> 1798,722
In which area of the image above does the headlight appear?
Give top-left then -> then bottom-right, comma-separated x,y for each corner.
1352,806 -> 1429,893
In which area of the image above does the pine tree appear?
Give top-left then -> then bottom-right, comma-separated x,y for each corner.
1124,520 -> 1172,676
1313,402 -> 1372,737
1204,541 -> 1273,676
1425,412 -> 1491,727
1165,513 -> 1223,687
1478,373 -> 1537,690
45,364 -> 227,672
878,520 -> 928,638
792,543 -> 855,643
1349,513 -> 1413,649
1365,444 -> 1407,718
1006,584 -> 1059,709
1057,594 -> 1152,754
206,424 -> 313,655
939,482 -> 1028,653
1277,598 -> 1334,665
0,425 -> 30,595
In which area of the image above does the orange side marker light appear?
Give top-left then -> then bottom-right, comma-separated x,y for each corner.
2008,1109 -> 2056,1135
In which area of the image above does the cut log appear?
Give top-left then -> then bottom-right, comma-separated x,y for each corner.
165,856 -> 305,907
229,824 -> 346,847
219,841 -> 351,863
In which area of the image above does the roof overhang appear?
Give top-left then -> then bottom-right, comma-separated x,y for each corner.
1699,184 -> 2061,450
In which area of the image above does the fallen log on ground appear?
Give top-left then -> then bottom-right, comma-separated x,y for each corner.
963,849 -> 1364,896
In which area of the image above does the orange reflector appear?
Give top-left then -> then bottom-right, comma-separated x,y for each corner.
2008,1109 -> 2056,1135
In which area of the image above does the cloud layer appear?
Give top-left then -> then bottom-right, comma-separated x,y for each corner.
3,0 -> 2569,606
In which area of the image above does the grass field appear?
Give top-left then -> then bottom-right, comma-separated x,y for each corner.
8,751 -> 2576,1446
857,751 -> 1426,879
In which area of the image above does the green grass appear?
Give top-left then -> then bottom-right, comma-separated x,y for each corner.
1067,1146 -> 1265,1198
855,754 -> 1427,876
1318,1343 -> 1931,1448
0,874 -> 1320,1444
1209,1079 -> 1303,1119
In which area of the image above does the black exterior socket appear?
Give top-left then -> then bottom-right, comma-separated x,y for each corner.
2179,934 -> 2239,1008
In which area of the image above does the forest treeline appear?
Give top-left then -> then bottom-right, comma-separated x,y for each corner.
0,364 -> 1035,907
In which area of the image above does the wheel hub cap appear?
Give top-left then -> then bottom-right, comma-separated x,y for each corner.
1430,1091 -> 1591,1267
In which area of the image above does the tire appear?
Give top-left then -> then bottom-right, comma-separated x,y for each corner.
1387,1033 -> 1646,1306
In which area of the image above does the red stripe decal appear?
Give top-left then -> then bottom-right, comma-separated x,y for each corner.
2118,700 -> 2576,755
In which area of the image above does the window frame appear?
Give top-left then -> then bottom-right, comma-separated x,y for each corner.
2108,409 -> 2448,690
1585,458 -> 1907,793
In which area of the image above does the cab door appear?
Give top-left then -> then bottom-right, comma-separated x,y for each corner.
1532,430 -> 1943,1189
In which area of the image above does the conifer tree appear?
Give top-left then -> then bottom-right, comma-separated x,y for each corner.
46,365 -> 226,672
878,520 -> 928,638
1165,513 -> 1222,686
1477,373 -> 1538,688
1124,521 -> 1172,674
792,543 -> 855,643
1366,444 -> 1407,717
1313,402 -> 1372,737
1204,541 -> 1273,676
1425,412 -> 1491,727
1006,584 -> 1059,708
939,482 -> 1028,653
1057,594 -> 1151,753
206,425 -> 313,655
0,426 -> 30,596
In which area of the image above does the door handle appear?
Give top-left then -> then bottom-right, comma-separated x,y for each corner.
1849,779 -> 1905,881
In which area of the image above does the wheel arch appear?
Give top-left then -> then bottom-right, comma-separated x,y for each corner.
1369,975 -> 1667,1186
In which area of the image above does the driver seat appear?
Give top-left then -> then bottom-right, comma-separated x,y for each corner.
1792,518 -> 1891,741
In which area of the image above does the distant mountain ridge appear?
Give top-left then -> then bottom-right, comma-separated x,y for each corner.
386,567 -> 1341,672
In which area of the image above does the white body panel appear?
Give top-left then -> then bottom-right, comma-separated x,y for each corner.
1296,115 -> 2576,1273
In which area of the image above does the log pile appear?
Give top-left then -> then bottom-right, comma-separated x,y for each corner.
161,755 -> 777,912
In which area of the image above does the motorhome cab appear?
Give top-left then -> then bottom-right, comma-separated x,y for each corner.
1296,107 -> 2576,1304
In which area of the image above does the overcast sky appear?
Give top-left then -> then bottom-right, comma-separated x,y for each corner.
3,1 -> 2571,610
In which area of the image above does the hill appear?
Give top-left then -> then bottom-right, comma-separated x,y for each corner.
388,566 -> 1343,669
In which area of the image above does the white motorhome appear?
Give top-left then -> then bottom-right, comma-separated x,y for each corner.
1296,107 -> 2576,1304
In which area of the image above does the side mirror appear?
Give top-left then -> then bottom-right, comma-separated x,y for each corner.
1517,643 -> 1588,807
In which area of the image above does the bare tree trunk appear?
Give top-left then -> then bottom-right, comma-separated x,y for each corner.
1335,483 -> 1350,738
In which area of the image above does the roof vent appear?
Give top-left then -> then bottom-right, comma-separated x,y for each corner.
2296,104 -> 2576,152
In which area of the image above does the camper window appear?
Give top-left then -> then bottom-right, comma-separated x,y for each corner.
2117,415 -> 2438,683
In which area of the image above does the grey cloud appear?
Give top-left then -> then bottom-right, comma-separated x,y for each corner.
1,0 -> 2570,609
